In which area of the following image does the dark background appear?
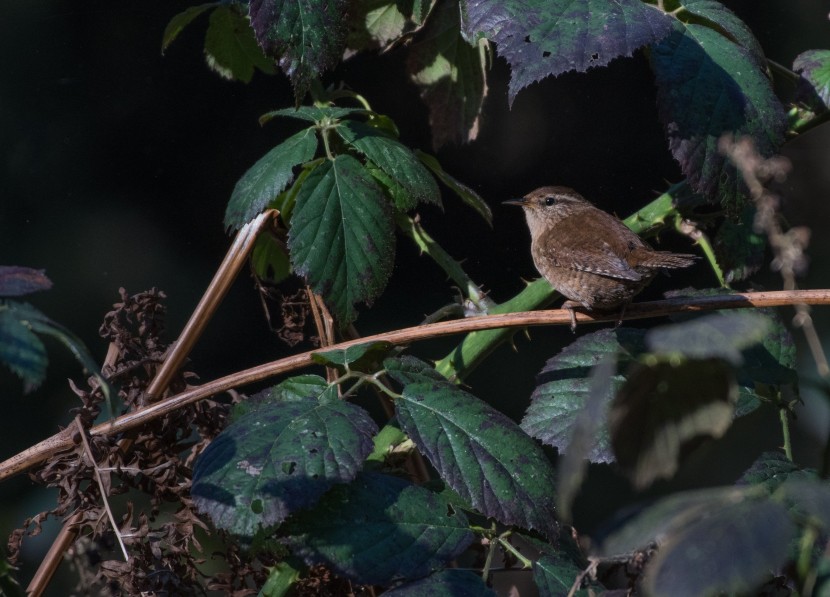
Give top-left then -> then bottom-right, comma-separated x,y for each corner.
2,1 -> 830,590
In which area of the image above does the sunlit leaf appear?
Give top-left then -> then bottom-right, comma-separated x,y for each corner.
225,128 -> 318,229
205,5 -> 276,83
386,355 -> 558,538
288,155 -> 394,324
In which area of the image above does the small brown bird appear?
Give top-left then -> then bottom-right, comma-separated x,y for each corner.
504,186 -> 697,328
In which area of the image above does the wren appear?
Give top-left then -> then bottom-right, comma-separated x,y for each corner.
504,186 -> 697,328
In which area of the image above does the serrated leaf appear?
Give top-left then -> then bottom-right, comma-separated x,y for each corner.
794,49 -> 830,109
205,5 -> 276,83
288,155 -> 394,324
232,374 -> 330,420
462,0 -> 673,104
598,485 -> 750,556
336,120 -> 440,209
0,266 -> 52,297
712,206 -> 766,283
645,311 -> 770,365
644,499 -> 794,597
533,553 -> 591,597
192,384 -> 377,537
311,340 -> 393,370
522,328 -> 648,464
416,150 -> 492,225
737,451 -> 810,493
407,0 -> 486,148
283,472 -> 473,585
161,2 -> 218,54
260,106 -> 367,125
610,358 -> 737,489
680,0 -> 766,68
385,355 -> 558,538
384,569 -> 497,596
259,560 -> 301,597
225,127 -> 318,230
0,306 -> 47,392
650,19 -> 786,206
249,0 -> 349,101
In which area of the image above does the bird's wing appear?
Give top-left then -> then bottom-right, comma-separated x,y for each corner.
538,228 -> 643,281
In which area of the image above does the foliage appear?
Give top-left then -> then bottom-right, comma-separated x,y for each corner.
6,1 -> 830,595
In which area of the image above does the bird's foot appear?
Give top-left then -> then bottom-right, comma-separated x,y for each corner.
561,300 -> 583,333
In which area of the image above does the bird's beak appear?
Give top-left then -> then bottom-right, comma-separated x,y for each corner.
502,198 -> 527,207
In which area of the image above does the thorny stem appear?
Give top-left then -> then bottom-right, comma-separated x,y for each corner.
3,290 -> 830,482
75,417 -> 129,562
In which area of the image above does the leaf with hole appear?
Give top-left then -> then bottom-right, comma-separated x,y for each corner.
385,355 -> 558,538
288,155 -> 394,324
283,471 -> 473,585
462,0 -> 673,104
192,383 -> 377,537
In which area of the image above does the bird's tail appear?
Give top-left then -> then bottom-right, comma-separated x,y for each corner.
638,251 -> 698,270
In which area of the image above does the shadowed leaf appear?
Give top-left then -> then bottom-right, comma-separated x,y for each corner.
312,340 -> 394,370
283,472 -> 473,584
794,50 -> 830,109
204,5 -> 276,83
0,266 -> 52,297
0,306 -> 47,392
384,569 -> 497,596
408,0 -> 487,148
416,150 -> 492,225
161,2 -> 218,54
192,382 -> 377,537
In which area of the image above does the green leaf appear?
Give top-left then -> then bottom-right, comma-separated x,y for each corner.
644,499 -> 794,597
249,0 -> 349,101
283,471 -> 473,584
645,311 -> 771,365
384,569 -> 497,596
521,328 -> 647,465
737,451 -> 811,493
385,355 -> 558,538
610,358 -> 737,489
0,301 -> 114,403
347,0 -> 433,51
650,18 -> 786,206
366,422 -> 408,463
407,0 -> 487,148
231,374 -> 329,420
204,5 -> 276,83
415,150 -> 491,225
462,0 -> 673,104
679,0 -> 766,67
794,50 -> 830,109
0,305 -> 47,392
260,106 -> 367,125
192,383 -> 377,537
311,340 -> 393,370
288,155 -> 395,324
259,560 -> 301,597
533,553 -> 592,597
0,266 -> 52,297
225,128 -> 318,230
336,120 -> 440,209
161,2 -> 218,54
251,233 -> 291,283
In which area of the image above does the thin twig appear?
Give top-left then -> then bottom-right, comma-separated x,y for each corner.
3,289 -> 830,482
74,416 -> 129,561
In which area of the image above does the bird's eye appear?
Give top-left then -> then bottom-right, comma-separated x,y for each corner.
544,196 -> 556,206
